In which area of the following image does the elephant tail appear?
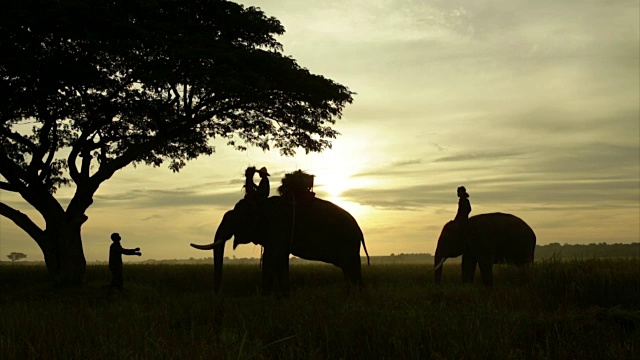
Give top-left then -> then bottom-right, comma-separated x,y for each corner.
361,237 -> 370,266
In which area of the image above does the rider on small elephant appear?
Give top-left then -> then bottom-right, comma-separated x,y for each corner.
455,186 -> 471,221
455,186 -> 472,247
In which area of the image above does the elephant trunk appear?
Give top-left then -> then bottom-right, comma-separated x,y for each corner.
190,240 -> 227,293
213,242 -> 225,293
190,209 -> 237,293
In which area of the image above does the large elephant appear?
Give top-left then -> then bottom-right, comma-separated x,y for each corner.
191,196 -> 370,294
433,212 -> 536,286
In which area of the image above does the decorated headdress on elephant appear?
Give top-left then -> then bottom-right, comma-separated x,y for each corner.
278,169 -> 316,203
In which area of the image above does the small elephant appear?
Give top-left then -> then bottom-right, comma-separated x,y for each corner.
191,196 -> 369,294
433,212 -> 536,286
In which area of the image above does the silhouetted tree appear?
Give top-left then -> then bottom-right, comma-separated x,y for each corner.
7,252 -> 27,263
0,0 -> 353,286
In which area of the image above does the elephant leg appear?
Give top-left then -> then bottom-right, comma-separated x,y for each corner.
261,248 -> 277,295
262,246 -> 290,296
461,255 -> 477,283
515,261 -> 534,285
341,257 -> 364,287
478,262 -> 494,287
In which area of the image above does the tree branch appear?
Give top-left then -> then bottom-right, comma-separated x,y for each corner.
182,83 -> 187,115
27,115 -> 56,179
91,111 -> 217,185
38,123 -> 59,183
80,149 -> 92,178
67,86 -> 96,185
0,201 -> 45,245
0,147 -> 65,218
67,136 -> 84,184
65,112 -> 207,217
0,147 -> 28,190
67,123 -> 98,185
0,181 -> 19,192
0,127 -> 37,153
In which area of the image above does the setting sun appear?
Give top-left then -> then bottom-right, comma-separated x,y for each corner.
307,157 -> 378,220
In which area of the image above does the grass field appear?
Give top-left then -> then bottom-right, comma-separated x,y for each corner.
1,259 -> 639,359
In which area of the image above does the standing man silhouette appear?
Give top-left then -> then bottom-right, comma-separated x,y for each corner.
257,167 -> 270,199
109,233 -> 141,290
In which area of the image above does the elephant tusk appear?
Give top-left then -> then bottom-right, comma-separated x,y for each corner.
430,258 -> 446,272
190,238 -> 227,250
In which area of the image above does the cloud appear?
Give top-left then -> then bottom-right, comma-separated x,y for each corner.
342,122 -> 638,212
390,159 -> 423,167
342,167 -> 639,211
354,158 -> 424,177
432,151 -> 523,163
141,214 -> 162,221
93,188 -> 242,210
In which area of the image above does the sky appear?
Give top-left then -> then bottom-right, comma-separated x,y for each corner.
1,0 -> 639,262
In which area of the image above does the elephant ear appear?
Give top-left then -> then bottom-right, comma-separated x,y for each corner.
438,220 -> 468,257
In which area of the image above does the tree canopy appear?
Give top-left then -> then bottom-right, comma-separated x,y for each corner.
0,0 -> 353,284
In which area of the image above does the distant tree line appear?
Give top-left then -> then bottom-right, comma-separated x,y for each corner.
534,242 -> 640,260
367,243 -> 640,264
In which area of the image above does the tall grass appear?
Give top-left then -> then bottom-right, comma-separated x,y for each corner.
1,260 -> 638,359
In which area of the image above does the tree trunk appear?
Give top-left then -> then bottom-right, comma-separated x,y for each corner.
41,220 -> 87,287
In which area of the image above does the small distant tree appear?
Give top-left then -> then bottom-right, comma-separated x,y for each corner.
7,252 -> 27,263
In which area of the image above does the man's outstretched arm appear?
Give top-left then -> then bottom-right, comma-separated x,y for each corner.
122,247 -> 142,256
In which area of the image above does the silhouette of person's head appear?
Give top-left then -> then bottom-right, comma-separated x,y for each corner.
111,233 -> 121,242
245,166 -> 257,178
258,167 -> 270,178
457,186 -> 469,198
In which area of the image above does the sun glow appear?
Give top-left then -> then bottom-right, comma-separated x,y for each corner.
279,129 -> 381,221
311,169 -> 375,220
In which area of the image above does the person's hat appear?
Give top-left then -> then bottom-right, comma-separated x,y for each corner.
258,167 -> 270,176
457,186 -> 466,193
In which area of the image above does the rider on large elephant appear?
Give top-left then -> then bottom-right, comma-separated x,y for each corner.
191,168 -> 369,294
257,167 -> 271,199
244,166 -> 270,200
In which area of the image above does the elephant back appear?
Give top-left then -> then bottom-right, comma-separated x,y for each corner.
269,196 -> 364,264
295,198 -> 362,236
469,213 -> 536,265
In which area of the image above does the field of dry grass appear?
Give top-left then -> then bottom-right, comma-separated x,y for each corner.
1,259 -> 639,359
